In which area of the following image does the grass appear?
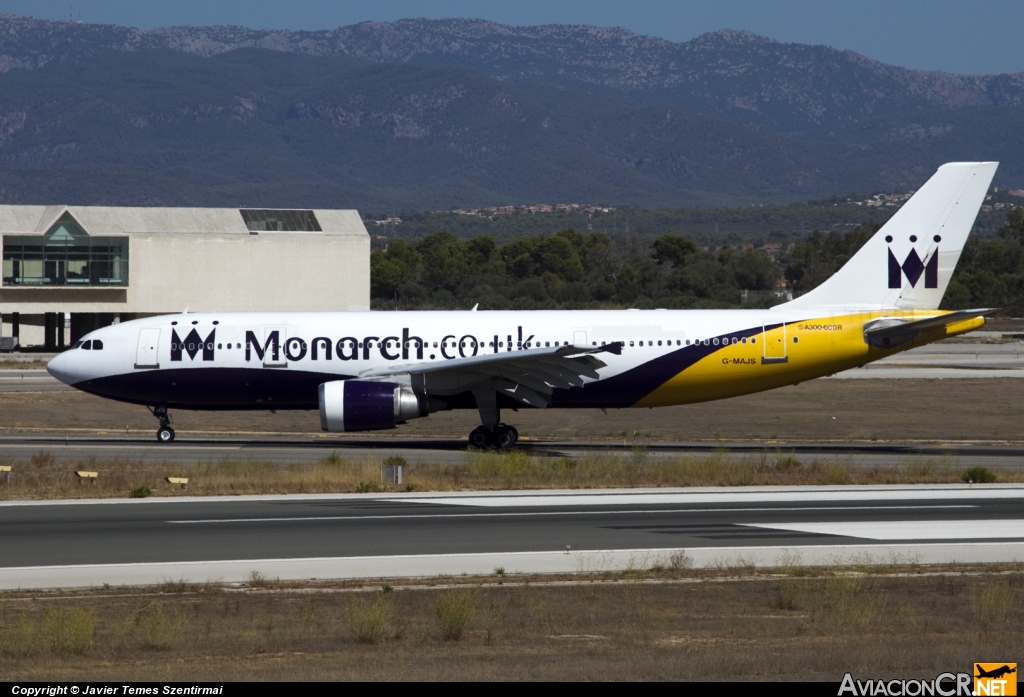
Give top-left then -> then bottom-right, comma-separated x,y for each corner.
434,589 -> 476,641
0,606 -> 96,657
970,582 -> 1015,623
0,360 -> 49,370
0,565 -> 1020,680
2,449 -> 1023,500
963,466 -> 998,483
138,606 -> 186,650
347,594 -> 395,644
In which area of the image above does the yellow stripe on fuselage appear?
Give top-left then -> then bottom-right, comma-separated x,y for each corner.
634,310 -> 985,408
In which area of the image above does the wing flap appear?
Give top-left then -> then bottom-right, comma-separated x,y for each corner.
360,343 -> 614,378
358,342 -> 622,399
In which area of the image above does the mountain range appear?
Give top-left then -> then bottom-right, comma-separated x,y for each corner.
0,14 -> 1021,210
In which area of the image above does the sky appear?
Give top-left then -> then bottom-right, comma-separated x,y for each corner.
3,0 -> 1023,75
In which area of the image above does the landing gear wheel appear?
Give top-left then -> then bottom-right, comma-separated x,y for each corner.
156,426 -> 175,443
495,425 -> 518,449
468,426 -> 492,449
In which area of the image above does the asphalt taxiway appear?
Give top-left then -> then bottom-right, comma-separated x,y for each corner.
1,432 -> 1023,468
2,485 -> 1022,588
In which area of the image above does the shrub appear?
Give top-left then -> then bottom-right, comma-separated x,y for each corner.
348,595 -> 393,644
435,589 -> 476,641
43,607 -> 96,655
140,606 -> 186,650
129,486 -> 152,498
248,570 -> 279,589
963,466 -> 996,483
970,583 -> 1013,623
668,550 -> 694,571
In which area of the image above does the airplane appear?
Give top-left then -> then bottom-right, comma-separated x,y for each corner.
46,162 -> 999,447
975,665 -> 1016,680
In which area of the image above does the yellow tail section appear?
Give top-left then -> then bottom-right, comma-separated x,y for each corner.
634,311 -> 985,408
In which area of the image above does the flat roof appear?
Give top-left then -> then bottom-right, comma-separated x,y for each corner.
0,205 -> 367,236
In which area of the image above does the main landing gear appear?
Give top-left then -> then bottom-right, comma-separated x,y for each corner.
151,406 -> 175,443
468,388 -> 518,449
468,424 -> 519,449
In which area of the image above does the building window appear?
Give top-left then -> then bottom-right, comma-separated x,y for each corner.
240,209 -> 322,232
2,213 -> 128,286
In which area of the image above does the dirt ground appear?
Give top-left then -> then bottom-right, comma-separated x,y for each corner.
0,566 -> 1019,681
2,378 -> 1021,443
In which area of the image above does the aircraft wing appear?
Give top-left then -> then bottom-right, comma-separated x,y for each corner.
359,342 -> 623,407
864,308 -> 998,337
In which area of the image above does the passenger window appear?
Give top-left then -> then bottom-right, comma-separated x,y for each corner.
629,341 -> 634,347
82,340 -> 92,350
658,340 -> 662,346
92,340 -> 103,350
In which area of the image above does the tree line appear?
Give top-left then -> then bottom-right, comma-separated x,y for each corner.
370,209 -> 1024,314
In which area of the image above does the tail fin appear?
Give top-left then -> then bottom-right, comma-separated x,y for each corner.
777,162 -> 998,311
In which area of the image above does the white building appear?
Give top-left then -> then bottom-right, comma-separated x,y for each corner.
0,205 -> 370,348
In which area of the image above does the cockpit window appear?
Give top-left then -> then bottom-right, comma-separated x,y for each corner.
92,340 -> 103,350
72,340 -> 84,349
81,340 -> 92,350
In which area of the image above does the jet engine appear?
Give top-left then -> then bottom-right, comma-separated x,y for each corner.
318,380 -> 428,432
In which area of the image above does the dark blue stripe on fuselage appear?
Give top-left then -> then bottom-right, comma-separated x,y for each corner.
551,323 -> 771,408
74,323 -> 776,410
76,367 -> 351,410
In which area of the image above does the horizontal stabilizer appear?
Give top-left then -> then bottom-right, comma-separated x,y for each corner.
864,308 -> 997,337
863,308 -> 996,348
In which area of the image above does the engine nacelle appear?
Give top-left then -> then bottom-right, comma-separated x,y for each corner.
319,380 -> 428,432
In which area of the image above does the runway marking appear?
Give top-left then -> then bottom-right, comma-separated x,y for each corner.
415,488 -> 1024,507
166,505 -> 975,524
1,485 -> 1021,508
744,519 -> 1024,540
0,444 -> 244,451
5,541 -> 1024,573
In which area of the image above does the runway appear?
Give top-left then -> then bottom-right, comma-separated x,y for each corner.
1,432 -> 1023,468
1,485 -> 1023,589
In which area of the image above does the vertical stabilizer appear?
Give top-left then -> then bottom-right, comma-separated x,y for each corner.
776,162 -> 998,311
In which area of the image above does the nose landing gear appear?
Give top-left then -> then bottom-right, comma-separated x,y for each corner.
150,406 -> 175,443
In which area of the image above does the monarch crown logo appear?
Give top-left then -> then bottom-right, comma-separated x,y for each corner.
888,233 -> 940,289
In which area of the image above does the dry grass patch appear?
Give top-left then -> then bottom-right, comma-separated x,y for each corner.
0,568 -> 1021,680
2,448 -> 1024,500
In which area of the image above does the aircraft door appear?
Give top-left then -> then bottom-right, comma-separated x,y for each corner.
761,321 -> 788,364
135,328 -> 161,369
262,326 -> 287,367
573,330 -> 588,347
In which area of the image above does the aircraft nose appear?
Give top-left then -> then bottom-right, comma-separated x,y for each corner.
46,351 -> 77,385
